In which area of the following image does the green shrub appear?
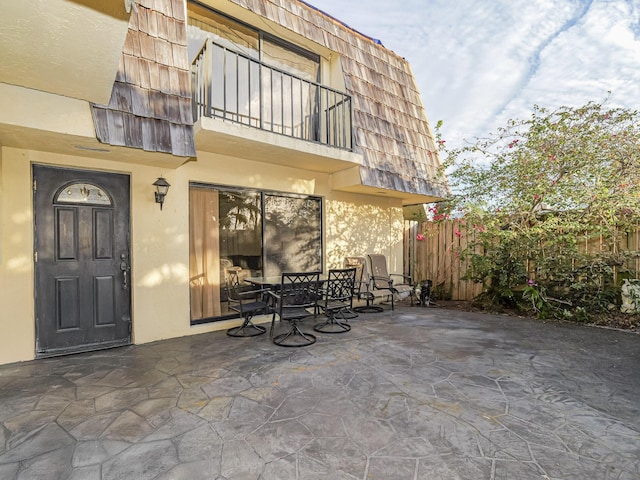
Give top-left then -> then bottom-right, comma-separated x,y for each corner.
437,100 -> 640,321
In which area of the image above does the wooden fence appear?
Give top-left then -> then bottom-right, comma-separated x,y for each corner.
406,220 -> 640,301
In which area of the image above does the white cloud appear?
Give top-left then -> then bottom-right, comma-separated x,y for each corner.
309,0 -> 640,148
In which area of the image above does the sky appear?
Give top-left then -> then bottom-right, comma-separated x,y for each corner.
307,0 -> 640,149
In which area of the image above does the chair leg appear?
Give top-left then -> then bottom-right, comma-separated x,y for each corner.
227,316 -> 266,337
353,293 -> 383,313
273,321 -> 316,347
269,312 -> 278,339
313,309 -> 351,333
341,307 -> 359,319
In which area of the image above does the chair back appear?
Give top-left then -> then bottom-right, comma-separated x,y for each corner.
343,257 -> 368,294
225,269 -> 242,304
279,271 -> 321,309
368,254 -> 391,289
326,268 -> 356,304
226,268 -> 252,315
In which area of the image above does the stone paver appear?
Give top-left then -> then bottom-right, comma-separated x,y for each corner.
0,307 -> 639,479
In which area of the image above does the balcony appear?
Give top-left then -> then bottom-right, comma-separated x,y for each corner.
191,39 -> 353,152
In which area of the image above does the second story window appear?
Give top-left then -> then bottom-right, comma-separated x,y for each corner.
187,2 -> 319,82
188,3 -> 259,61
261,37 -> 319,84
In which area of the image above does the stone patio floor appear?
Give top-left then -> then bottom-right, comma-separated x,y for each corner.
0,306 -> 639,479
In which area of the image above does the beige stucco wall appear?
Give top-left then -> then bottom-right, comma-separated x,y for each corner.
0,143 -> 405,365
0,0 -> 411,366
325,191 -> 404,270
1,0 -> 130,104
0,148 -> 36,364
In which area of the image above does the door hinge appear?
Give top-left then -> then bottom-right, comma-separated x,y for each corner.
122,315 -> 132,333
34,251 -> 38,263
33,179 -> 37,191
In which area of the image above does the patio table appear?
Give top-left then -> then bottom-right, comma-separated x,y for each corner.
246,274 -> 327,288
246,274 -> 329,313
246,275 -> 328,313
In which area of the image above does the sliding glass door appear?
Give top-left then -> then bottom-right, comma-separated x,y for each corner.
263,194 -> 322,276
189,185 -> 323,323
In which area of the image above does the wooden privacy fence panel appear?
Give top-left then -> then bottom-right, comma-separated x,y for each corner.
623,228 -> 640,276
580,227 -> 640,283
414,220 -> 483,301
413,220 -> 640,302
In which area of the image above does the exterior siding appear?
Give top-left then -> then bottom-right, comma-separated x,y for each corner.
91,0 -> 196,157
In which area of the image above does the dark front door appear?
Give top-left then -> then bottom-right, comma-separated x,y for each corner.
34,165 -> 131,357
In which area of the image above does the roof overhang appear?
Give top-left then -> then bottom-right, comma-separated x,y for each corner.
0,83 -> 193,169
194,117 -> 446,203
331,166 -> 447,205
0,0 -> 131,105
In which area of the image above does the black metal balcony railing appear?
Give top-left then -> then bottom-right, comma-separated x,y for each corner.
191,39 -> 352,150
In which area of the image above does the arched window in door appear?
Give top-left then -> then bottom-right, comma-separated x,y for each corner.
55,183 -> 113,206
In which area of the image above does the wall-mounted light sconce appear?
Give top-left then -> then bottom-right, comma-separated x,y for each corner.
153,176 -> 170,210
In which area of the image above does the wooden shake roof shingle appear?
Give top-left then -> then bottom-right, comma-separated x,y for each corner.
90,1 -> 195,158
90,0 -> 446,197
230,0 -> 448,198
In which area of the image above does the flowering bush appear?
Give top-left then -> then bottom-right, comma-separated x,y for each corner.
438,100 -> 640,320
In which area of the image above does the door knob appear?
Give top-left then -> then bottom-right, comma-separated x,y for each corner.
120,253 -> 131,290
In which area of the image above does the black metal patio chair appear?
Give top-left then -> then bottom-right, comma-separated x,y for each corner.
314,267 -> 357,334
269,271 -> 321,347
225,269 -> 270,337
